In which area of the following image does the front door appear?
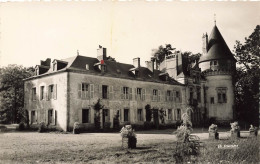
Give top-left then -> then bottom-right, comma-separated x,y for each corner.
102,109 -> 109,128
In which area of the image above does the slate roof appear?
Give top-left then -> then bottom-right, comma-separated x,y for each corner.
199,25 -> 236,63
25,55 -> 183,85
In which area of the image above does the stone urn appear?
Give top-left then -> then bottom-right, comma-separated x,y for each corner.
249,125 -> 258,137
208,124 -> 219,140
120,125 -> 137,149
230,122 -> 240,139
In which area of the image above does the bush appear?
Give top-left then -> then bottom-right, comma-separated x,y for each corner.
38,122 -> 47,133
18,122 -> 25,131
144,121 -> 155,130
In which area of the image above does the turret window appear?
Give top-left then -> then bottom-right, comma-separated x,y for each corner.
210,60 -> 218,66
217,88 -> 227,103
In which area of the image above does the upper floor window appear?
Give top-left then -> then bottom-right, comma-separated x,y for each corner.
217,88 -> 227,103
78,83 -> 94,99
102,85 -> 108,99
48,84 -> 57,100
152,89 -> 158,101
197,88 -> 201,103
176,91 -> 180,102
121,87 -> 132,100
40,86 -> 44,100
32,87 -> 36,101
166,90 -> 171,101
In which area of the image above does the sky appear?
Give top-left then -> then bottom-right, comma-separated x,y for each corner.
0,1 -> 259,67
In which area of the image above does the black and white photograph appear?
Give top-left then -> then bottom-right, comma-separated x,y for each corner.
0,0 -> 259,163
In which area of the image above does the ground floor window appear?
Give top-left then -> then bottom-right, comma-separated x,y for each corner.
137,109 -> 143,121
124,109 -> 129,122
176,109 -> 181,120
31,110 -> 36,124
103,109 -> 110,122
82,109 -> 90,123
48,109 -> 53,125
168,109 -> 172,120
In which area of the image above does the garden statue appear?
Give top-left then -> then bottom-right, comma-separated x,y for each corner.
120,125 -> 137,149
230,121 -> 240,138
249,125 -> 258,137
208,124 -> 219,139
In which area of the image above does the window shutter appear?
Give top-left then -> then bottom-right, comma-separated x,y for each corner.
45,87 -> 48,101
134,88 -> 137,100
142,89 -> 146,100
99,85 -> 102,97
48,86 -> 51,100
158,90 -> 161,101
90,84 -> 94,99
109,86 -> 113,99
120,109 -> 123,122
35,111 -> 38,123
78,83 -> 82,99
179,91 -> 182,102
174,109 -> 177,120
173,91 -> 176,102
107,86 -> 110,99
151,90 -> 153,101
129,88 -> 132,100
54,84 -> 57,100
121,87 -> 124,99
55,110 -> 57,125
111,86 -> 114,99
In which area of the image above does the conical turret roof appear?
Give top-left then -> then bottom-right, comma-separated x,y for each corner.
199,25 -> 236,63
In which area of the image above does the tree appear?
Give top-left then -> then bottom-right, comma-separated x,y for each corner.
233,25 -> 260,127
0,65 -> 34,124
151,44 -> 176,66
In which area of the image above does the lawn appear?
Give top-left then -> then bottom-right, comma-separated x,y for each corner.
0,129 -> 258,163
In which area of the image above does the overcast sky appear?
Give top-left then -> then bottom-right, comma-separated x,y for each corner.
0,1 -> 259,67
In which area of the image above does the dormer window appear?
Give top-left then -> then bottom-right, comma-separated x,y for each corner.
53,63 -> 56,71
35,68 -> 39,76
210,60 -> 218,66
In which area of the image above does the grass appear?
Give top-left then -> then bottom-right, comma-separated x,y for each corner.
0,130 -> 258,163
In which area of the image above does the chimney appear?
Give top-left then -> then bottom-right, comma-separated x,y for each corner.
133,57 -> 140,68
145,60 -> 154,73
97,45 -> 107,61
202,33 -> 208,54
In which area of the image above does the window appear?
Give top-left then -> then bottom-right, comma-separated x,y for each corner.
189,88 -> 193,104
53,63 -> 56,71
177,109 -> 181,120
137,109 -> 143,121
40,86 -> 44,100
48,109 -> 53,125
102,85 -> 108,99
82,109 -> 89,123
78,83 -> 94,99
210,97 -> 214,104
48,85 -> 54,99
86,64 -> 89,70
137,88 -> 142,100
32,87 -> 36,101
197,88 -> 201,103
122,87 -> 131,99
168,109 -> 172,120
31,111 -> 36,124
103,109 -> 110,122
166,90 -> 171,101
176,91 -> 180,102
210,60 -> 218,66
124,109 -> 129,122
217,88 -> 227,103
152,89 -> 158,101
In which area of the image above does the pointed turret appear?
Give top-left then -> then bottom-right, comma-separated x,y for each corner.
199,25 -> 236,63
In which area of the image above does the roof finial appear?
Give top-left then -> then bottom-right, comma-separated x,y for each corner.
77,50 -> 79,56
214,14 -> 216,26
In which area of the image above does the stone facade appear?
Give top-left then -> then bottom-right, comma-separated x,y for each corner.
24,25 -> 236,131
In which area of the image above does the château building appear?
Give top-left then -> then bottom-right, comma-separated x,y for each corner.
24,24 -> 236,131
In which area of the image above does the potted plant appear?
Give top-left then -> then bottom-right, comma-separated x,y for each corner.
230,121 -> 240,138
73,122 -> 80,134
120,125 -> 137,149
208,124 -> 219,139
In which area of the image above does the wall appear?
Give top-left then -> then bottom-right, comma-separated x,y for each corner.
24,72 -> 68,131
206,75 -> 234,122
68,71 -> 186,129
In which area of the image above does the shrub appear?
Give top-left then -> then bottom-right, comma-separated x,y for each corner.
18,122 -> 25,131
38,122 -> 47,133
144,121 -> 155,130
